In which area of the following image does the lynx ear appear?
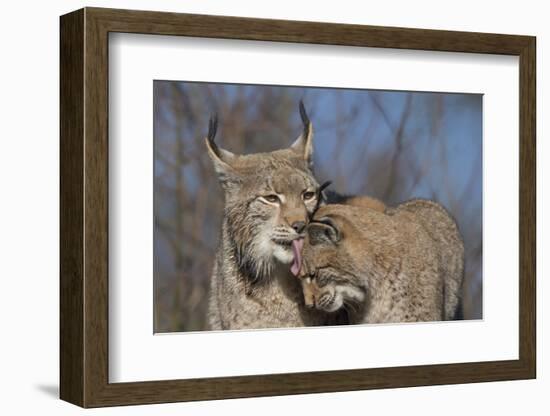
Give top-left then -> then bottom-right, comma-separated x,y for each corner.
204,116 -> 240,186
290,100 -> 314,165
307,217 -> 341,245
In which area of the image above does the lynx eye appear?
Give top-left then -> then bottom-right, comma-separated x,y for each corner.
302,191 -> 316,201
262,194 -> 280,204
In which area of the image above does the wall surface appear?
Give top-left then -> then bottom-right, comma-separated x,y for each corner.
0,0 -> 546,414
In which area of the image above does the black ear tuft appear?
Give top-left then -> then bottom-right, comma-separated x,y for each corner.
205,114 -> 221,156
299,100 -> 311,139
290,101 -> 314,163
208,114 -> 218,140
299,100 -> 310,126
207,114 -> 218,142
319,181 -> 332,194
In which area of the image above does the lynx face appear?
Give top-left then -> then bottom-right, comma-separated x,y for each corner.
298,207 -> 367,312
205,105 -> 323,281
222,161 -> 321,277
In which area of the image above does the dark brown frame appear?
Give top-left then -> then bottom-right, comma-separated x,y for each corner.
60,7 -> 536,408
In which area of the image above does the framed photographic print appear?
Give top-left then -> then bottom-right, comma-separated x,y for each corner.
60,7 -> 536,408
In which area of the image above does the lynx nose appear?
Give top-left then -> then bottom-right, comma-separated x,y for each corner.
291,221 -> 306,234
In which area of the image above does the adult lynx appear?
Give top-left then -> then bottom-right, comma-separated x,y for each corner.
297,200 -> 464,324
206,103 -> 342,330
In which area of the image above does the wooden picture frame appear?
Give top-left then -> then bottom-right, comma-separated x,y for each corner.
60,7 -> 536,408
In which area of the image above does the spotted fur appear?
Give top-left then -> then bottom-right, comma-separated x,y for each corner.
299,200 -> 464,324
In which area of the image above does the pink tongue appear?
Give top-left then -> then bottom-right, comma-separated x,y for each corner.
290,238 -> 304,276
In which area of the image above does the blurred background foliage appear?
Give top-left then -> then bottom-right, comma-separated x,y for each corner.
154,81 -> 482,332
